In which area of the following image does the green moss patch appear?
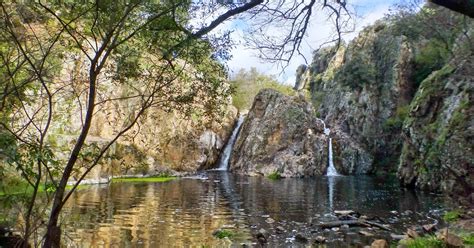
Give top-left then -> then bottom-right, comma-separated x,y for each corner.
443,210 -> 461,223
0,178 -> 48,197
111,176 -> 176,183
0,180 -> 95,197
461,233 -> 474,246
402,235 -> 444,248
213,229 -> 234,239
267,171 -> 281,180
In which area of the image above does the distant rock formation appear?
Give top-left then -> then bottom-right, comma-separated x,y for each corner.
297,11 -> 473,195
230,89 -> 372,177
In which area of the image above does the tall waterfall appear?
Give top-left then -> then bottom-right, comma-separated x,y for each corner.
216,115 -> 245,171
322,120 -> 340,176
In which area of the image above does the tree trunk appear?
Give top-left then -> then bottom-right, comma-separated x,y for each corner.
42,71 -> 98,248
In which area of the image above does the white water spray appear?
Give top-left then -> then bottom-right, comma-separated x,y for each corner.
326,138 -> 339,176
216,115 -> 245,171
321,120 -> 340,176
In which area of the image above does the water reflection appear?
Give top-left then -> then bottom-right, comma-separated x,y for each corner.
53,173 -> 450,247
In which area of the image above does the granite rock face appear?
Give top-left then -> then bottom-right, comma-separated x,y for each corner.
331,129 -> 374,174
299,21 -> 416,174
230,89 -> 328,177
398,54 -> 474,195
230,89 -> 370,177
296,15 -> 473,194
230,89 -> 373,177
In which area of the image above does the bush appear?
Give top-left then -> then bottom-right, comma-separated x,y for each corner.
412,40 -> 450,87
230,68 -> 295,111
403,235 -> 444,248
383,105 -> 409,131
213,229 -> 234,239
267,171 -> 281,180
335,51 -> 376,90
461,233 -> 474,245
443,210 -> 461,222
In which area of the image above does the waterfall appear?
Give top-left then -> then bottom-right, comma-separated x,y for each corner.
323,121 -> 331,136
321,120 -> 340,176
326,138 -> 339,176
216,115 -> 245,171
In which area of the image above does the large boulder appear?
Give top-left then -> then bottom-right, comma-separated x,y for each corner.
230,89 -> 327,177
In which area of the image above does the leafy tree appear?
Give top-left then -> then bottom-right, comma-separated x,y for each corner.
0,1 -> 262,246
230,67 -> 295,110
388,0 -> 473,86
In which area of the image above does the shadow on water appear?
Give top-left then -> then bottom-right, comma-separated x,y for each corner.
0,172 -> 451,247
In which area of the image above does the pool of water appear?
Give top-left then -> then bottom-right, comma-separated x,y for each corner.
55,172 -> 451,247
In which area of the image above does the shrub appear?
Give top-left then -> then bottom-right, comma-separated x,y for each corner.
443,210 -> 461,222
461,233 -> 474,245
383,105 -> 409,131
213,229 -> 234,239
412,40 -> 450,87
403,235 -> 444,248
230,68 -> 295,111
267,171 -> 281,180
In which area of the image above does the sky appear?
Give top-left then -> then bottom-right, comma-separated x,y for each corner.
215,0 -> 402,86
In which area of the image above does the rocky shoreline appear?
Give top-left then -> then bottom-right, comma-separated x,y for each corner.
214,206 -> 474,247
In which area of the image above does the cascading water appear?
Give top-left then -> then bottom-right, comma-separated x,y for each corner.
321,120 -> 340,176
216,115 -> 245,171
326,138 -> 339,176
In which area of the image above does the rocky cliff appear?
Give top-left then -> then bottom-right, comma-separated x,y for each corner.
301,21 -> 416,174
398,52 -> 473,196
53,61 -> 237,181
295,8 -> 473,194
230,89 -> 371,177
2,45 -> 237,183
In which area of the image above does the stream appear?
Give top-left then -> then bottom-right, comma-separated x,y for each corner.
54,172 -> 450,247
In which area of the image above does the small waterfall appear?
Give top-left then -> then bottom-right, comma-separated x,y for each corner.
216,115 -> 245,171
321,120 -> 340,176
323,122 -> 331,136
326,138 -> 339,176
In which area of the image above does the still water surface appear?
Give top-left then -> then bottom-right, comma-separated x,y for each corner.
60,172 -> 449,247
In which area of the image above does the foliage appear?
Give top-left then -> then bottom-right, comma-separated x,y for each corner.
443,210 -> 461,222
461,233 -> 474,245
213,229 -> 234,239
401,231 -> 474,247
402,235 -> 445,248
383,105 -> 410,131
267,171 -> 281,180
0,1 -> 240,244
413,40 -> 450,87
230,68 -> 295,111
335,50 -> 376,90
388,1 -> 473,87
